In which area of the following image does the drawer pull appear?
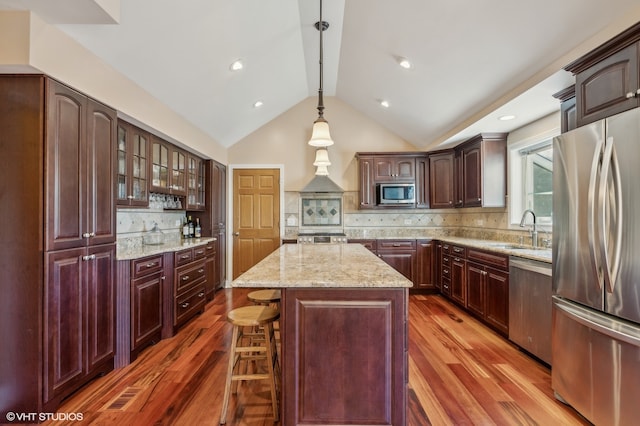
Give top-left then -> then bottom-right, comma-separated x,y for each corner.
181,302 -> 190,308
198,269 -> 204,273
443,269 -> 449,274
198,292 -> 205,298
182,275 -> 190,281
453,247 -> 462,253
626,91 -> 636,99
146,262 -> 158,268
206,246 -> 214,250
181,255 -> 190,260
392,243 -> 401,247
454,257 -> 461,262
195,250 -> 204,255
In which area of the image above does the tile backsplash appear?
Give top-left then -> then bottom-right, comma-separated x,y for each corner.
116,208 -> 185,251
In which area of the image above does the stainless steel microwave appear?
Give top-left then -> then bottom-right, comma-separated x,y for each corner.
377,183 -> 415,205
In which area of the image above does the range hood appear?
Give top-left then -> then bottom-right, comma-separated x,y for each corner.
300,175 -> 344,193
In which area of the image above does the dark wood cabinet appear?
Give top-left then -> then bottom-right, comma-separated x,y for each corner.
164,247 -> 207,335
459,133 -> 507,208
186,154 -> 205,210
450,246 -> 467,307
373,156 -> 416,181
574,43 -> 639,127
465,248 -> 510,335
204,239 -> 217,300
282,287 -> 407,425
45,80 -> 117,251
150,136 -> 187,195
553,86 -> 577,133
376,239 -> 416,283
116,120 -> 150,207
414,239 -> 435,290
356,152 -> 428,209
563,22 -> 640,128
44,243 -> 116,405
429,150 -> 456,208
130,255 -> 164,354
440,243 -> 452,296
357,155 -> 376,208
415,156 -> 430,208
350,238 -> 377,252
0,76 -> 118,414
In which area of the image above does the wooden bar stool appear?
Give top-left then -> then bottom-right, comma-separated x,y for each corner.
247,289 -> 281,308
219,305 -> 280,424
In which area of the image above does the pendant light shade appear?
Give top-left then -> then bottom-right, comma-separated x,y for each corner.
309,118 -> 333,147
313,148 -> 331,166
308,0 -> 334,147
315,165 -> 329,176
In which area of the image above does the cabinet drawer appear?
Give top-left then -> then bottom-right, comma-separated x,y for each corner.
193,245 -> 207,260
175,284 -> 206,326
441,243 -> 451,254
377,239 -> 416,250
442,255 -> 450,266
451,245 -> 466,258
132,255 -> 164,278
441,265 -> 451,278
467,248 -> 509,271
175,248 -> 193,267
205,241 -> 216,258
175,260 -> 206,293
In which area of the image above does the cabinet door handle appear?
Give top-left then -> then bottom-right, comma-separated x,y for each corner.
637,88 -> 640,95
82,254 -> 96,261
626,91 -> 637,99
82,232 -> 95,238
127,195 -> 134,199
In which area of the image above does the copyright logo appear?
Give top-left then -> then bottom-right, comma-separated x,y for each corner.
5,412 -> 15,421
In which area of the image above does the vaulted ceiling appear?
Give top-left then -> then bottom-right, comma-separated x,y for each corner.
3,0 -> 640,150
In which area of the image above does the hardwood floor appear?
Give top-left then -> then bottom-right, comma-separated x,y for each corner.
44,289 -> 589,425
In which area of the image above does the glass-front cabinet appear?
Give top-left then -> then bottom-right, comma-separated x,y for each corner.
150,135 -> 187,196
117,121 -> 149,207
187,154 -> 205,210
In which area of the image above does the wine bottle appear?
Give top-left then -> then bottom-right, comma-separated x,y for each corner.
182,216 -> 190,239
195,218 -> 202,238
188,215 -> 195,238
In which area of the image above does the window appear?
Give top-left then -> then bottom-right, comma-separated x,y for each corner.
509,135 -> 556,228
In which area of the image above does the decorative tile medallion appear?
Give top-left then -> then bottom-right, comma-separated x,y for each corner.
301,198 -> 342,226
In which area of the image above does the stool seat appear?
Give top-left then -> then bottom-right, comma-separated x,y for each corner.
227,305 -> 279,327
247,289 -> 281,305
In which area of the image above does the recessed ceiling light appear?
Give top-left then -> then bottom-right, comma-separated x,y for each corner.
397,57 -> 412,69
380,100 -> 390,108
253,100 -> 263,108
498,114 -> 516,121
230,60 -> 244,71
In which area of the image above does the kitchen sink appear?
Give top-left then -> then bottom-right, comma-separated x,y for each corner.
488,243 -> 549,251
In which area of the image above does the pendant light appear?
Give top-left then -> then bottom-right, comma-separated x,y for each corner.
308,0 -> 334,147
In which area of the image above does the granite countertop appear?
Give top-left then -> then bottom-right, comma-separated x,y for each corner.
436,237 -> 552,263
117,237 -> 217,260
233,243 -> 413,288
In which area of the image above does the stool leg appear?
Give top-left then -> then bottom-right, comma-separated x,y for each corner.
264,322 -> 279,421
220,324 -> 239,425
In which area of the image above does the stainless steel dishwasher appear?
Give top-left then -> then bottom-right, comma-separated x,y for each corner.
509,257 -> 552,365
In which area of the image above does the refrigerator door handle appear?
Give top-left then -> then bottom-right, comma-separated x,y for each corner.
554,297 -> 640,347
587,137 -> 605,290
599,136 -> 623,293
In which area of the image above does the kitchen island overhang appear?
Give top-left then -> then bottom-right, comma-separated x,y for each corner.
233,243 -> 411,426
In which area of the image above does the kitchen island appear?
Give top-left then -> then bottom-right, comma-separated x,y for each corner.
233,243 -> 412,426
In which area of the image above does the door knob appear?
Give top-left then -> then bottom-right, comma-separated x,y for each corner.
233,232 -> 240,236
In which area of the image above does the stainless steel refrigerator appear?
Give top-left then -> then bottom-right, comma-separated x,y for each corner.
552,107 -> 640,425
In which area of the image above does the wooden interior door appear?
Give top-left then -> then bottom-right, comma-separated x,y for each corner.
232,168 -> 280,279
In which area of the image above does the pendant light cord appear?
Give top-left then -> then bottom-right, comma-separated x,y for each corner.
317,0 -> 325,119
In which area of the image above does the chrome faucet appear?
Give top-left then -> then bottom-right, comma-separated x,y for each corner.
519,209 -> 538,247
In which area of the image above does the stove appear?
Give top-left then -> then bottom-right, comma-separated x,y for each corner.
297,232 -> 348,244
